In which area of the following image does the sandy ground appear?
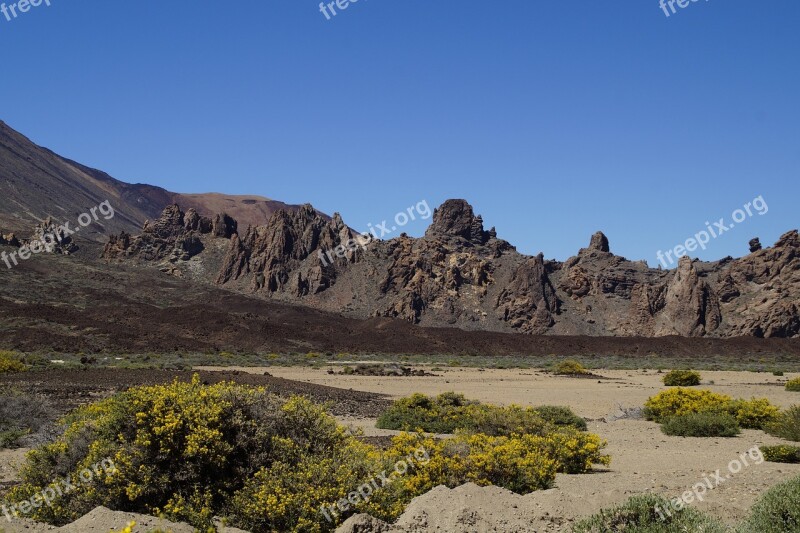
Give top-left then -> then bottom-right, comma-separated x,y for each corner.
200,366 -> 800,528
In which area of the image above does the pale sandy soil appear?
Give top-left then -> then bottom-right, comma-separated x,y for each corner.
199,366 -> 800,528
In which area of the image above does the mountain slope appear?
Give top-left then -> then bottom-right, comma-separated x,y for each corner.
0,120 -> 307,241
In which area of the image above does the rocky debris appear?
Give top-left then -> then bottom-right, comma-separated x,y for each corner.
0,231 -> 20,247
330,364 -> 434,377
103,204 -> 233,264
22,217 -> 79,255
749,237 -> 762,253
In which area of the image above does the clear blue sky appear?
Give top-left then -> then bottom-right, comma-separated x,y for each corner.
1,0 -> 797,266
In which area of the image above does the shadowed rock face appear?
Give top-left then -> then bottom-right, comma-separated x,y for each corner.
104,202 -> 800,339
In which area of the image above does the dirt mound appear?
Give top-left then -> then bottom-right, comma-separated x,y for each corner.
336,483 -> 562,533
0,506 -> 249,533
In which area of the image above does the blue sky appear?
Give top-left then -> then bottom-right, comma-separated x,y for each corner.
1,0 -> 798,266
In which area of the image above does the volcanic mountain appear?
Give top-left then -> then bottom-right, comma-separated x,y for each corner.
0,120 -> 310,241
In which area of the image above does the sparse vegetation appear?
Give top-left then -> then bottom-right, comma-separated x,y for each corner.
765,405 -> 800,442
572,494 -> 728,533
786,377 -> 800,392
0,388 -> 56,448
0,351 -> 28,373
760,445 -> 800,464
661,412 -> 741,437
662,369 -> 701,386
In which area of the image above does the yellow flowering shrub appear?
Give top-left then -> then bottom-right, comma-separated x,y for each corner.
644,388 -> 780,430
728,398 -> 780,429
6,375 -> 372,531
6,380 -> 612,533
644,388 -> 733,422
0,351 -> 27,373
786,377 -> 800,392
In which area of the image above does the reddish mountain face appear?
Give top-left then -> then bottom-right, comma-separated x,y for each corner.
103,201 -> 800,339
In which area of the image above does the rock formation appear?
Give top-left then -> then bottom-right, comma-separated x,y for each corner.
105,200 -> 800,339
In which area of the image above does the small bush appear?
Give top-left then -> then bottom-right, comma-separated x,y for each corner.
0,388 -> 56,448
663,370 -> 701,387
533,406 -> 587,431
572,494 -> 728,533
661,412 -> 741,437
0,351 -> 27,374
774,371 -> 785,377
786,378 -> 800,392
553,360 -> 589,376
738,474 -> 800,533
760,445 -> 800,464
765,405 -> 800,442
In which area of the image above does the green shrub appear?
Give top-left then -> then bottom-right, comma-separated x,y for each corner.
774,371 -> 785,377
553,360 -> 589,376
760,445 -> 800,464
376,392 -> 551,436
0,388 -> 55,448
661,412 -> 740,437
738,474 -> 800,533
662,370 -> 701,387
532,405 -> 587,431
0,351 -> 27,373
572,494 -> 728,533
786,378 -> 800,392
765,405 -> 800,442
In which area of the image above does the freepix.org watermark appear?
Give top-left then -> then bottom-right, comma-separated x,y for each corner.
320,446 -> 430,523
659,0 -> 709,18
2,458 -> 116,522
318,200 -> 431,267
654,446 -> 764,521
1,0 -> 52,23
319,0 -> 365,21
655,195 -> 768,269
1,200 -> 116,270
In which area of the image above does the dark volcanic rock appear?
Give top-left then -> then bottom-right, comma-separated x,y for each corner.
103,204 -> 232,265
749,237 -> 762,253
105,199 -> 800,339
589,231 -> 610,253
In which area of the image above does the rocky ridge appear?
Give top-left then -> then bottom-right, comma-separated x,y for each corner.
103,200 -> 800,339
